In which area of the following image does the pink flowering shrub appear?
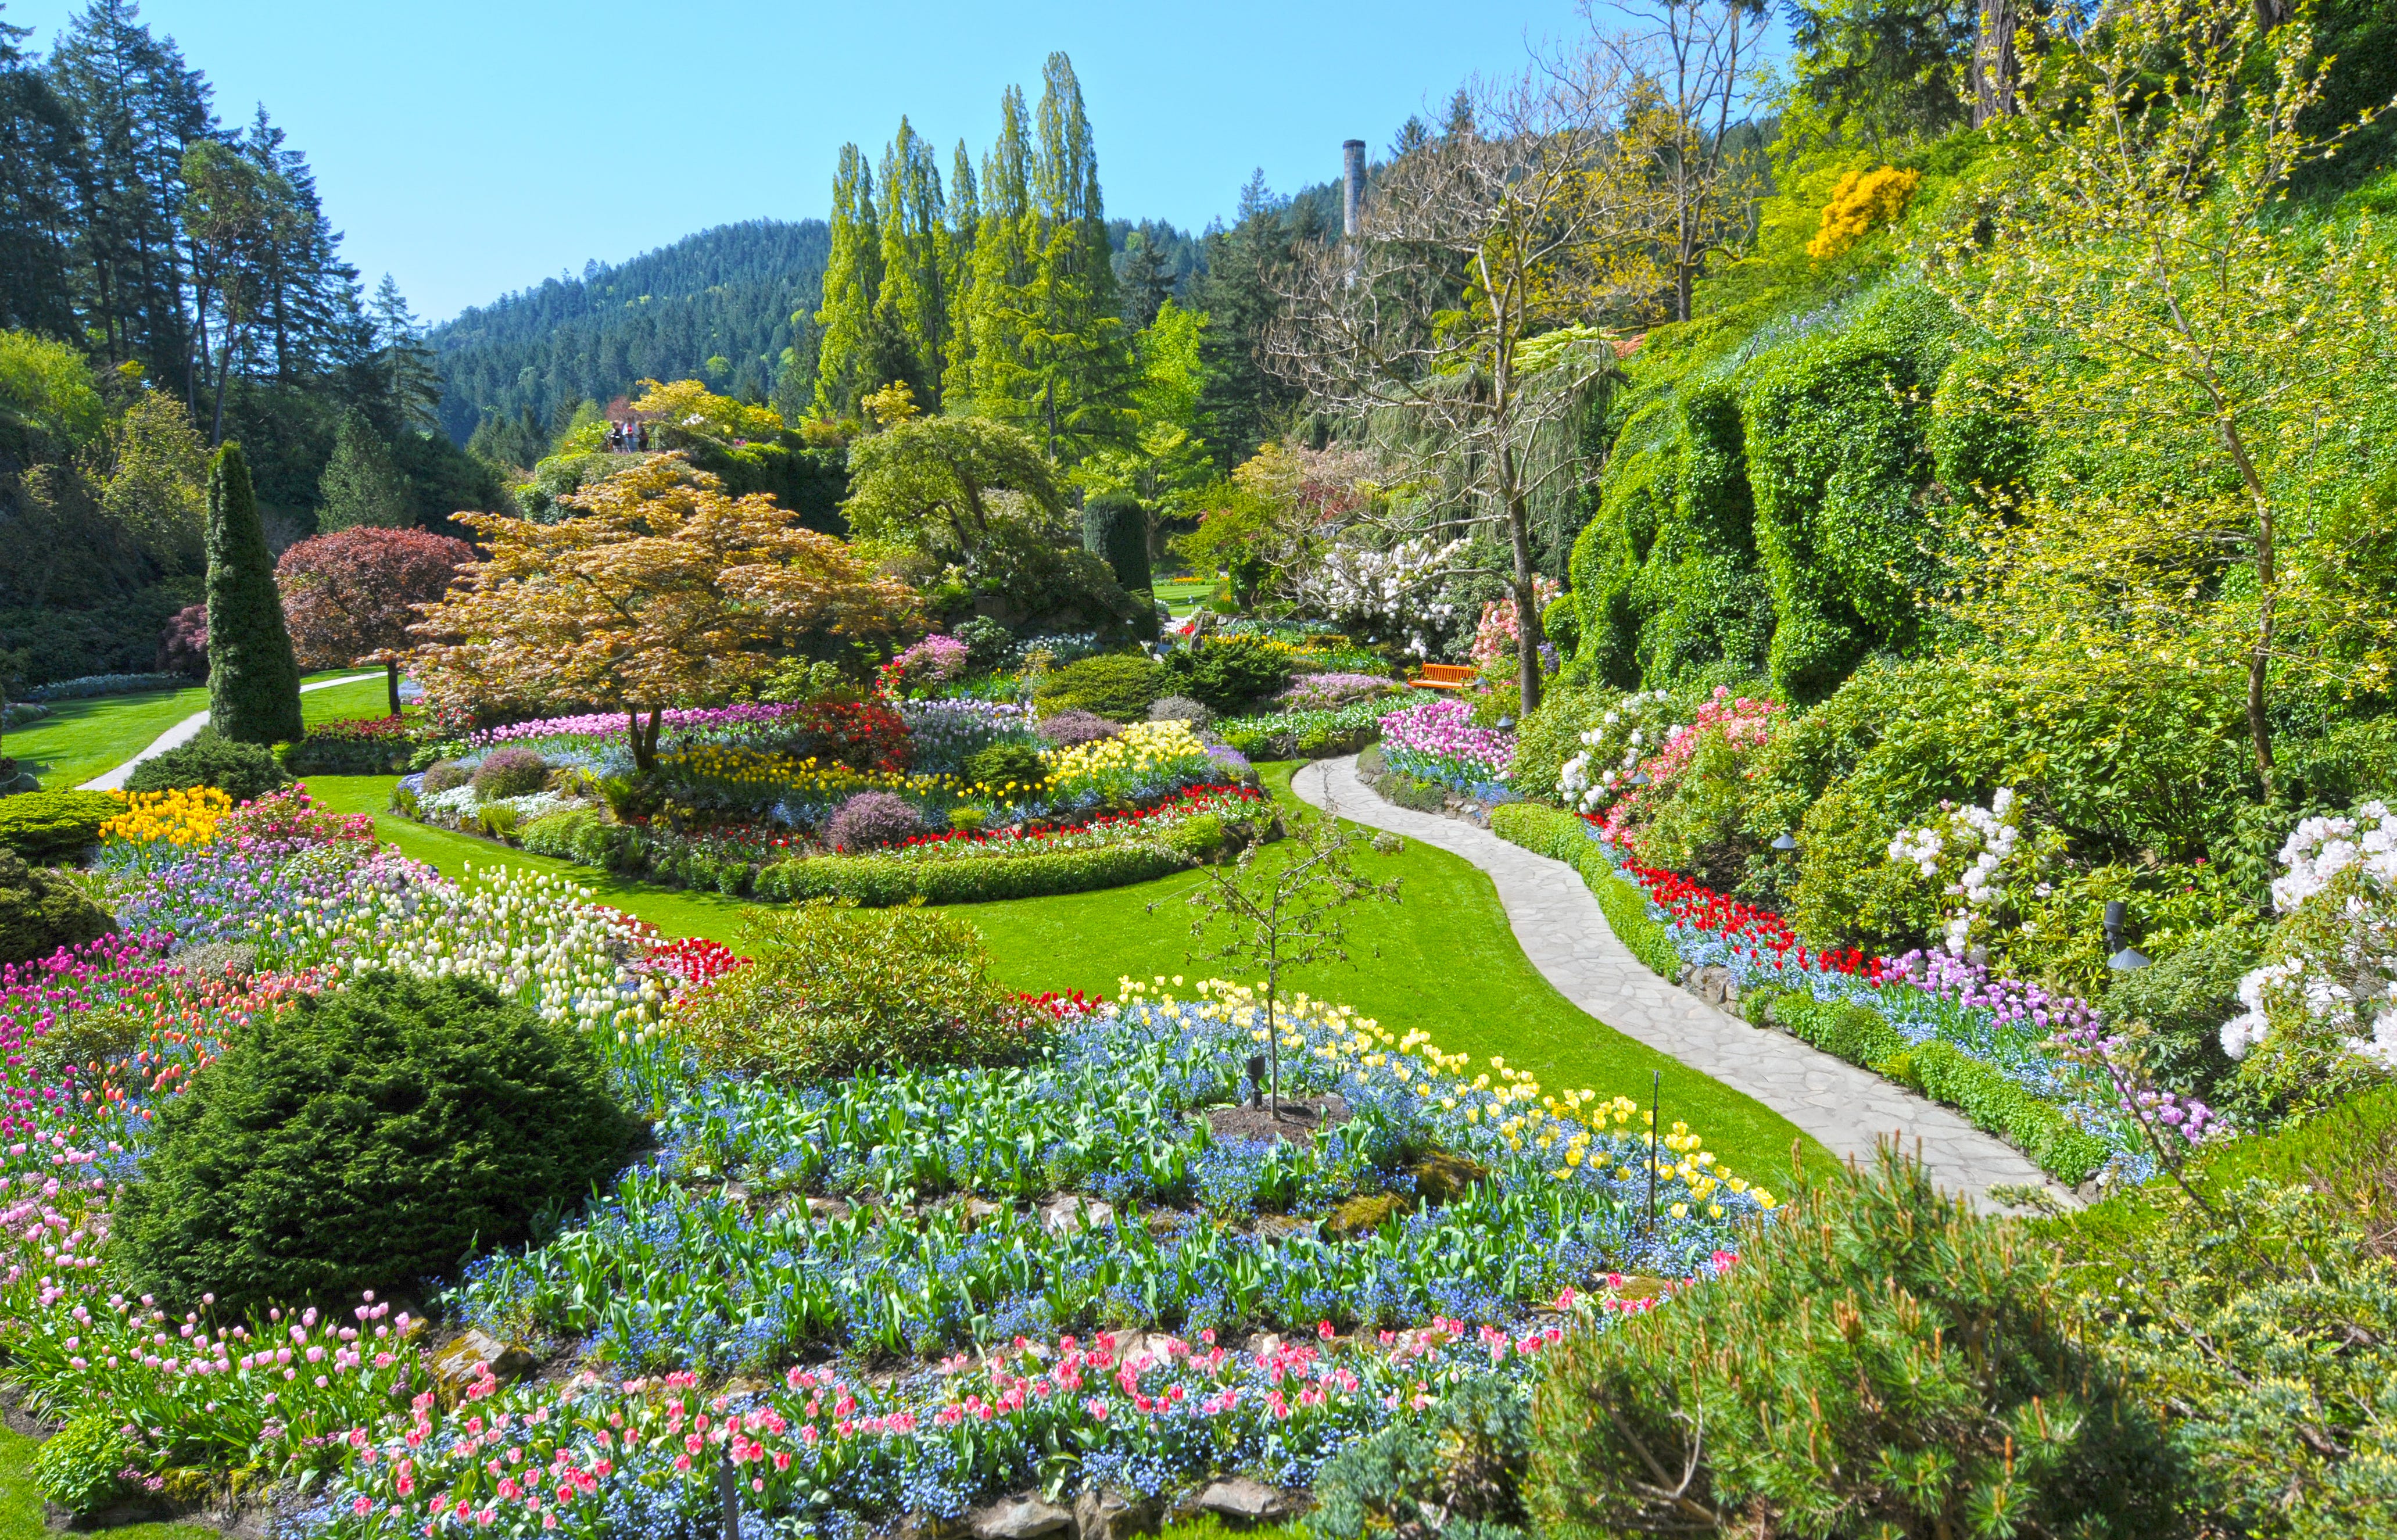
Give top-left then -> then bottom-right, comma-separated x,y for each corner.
1468,578 -> 1560,669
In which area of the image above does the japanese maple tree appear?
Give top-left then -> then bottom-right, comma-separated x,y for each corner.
276,527 -> 474,715
411,457 -> 919,770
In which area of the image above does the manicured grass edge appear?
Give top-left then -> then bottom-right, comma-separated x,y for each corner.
1486,801 -> 2106,1187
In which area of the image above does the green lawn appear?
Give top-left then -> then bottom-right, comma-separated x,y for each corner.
1153,578 -> 1218,617
6,671 -> 384,791
0,1428 -> 210,1540
305,767 -> 1828,1187
299,674 -> 395,728
6,685 -> 208,789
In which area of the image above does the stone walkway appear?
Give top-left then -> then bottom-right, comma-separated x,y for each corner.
1291,755 -> 2073,1212
80,674 -> 382,792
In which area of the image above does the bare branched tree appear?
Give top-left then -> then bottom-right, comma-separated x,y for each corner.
1267,57 -> 1646,714
1585,0 -> 1773,324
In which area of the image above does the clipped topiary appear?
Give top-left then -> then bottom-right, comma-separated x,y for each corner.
823,790 -> 925,851
112,971 -> 634,1312
1080,492 -> 1153,595
674,900 -> 1043,1080
470,746 -> 550,800
0,789 -> 123,864
0,849 -> 113,965
124,729 -> 290,804
202,441 -> 303,745
1033,653 -> 1166,720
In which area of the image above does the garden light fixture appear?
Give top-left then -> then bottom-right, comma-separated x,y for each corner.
2104,900 -> 2151,972
1771,832 -> 1796,851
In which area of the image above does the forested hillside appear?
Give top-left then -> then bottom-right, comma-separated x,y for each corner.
427,219 -> 831,455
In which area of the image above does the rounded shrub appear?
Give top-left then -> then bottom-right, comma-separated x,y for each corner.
0,850 -> 114,966
1033,653 -> 1166,720
823,790 -> 925,851
1162,633 -> 1295,714
0,789 -> 123,864
420,760 -> 471,794
470,746 -> 550,800
1147,694 -> 1214,728
124,729 -> 289,803
675,900 -> 1043,1080
31,1411 -> 138,1515
1037,708 -> 1119,748
966,741 -> 1048,793
112,971 -> 634,1312
951,615 -> 1015,671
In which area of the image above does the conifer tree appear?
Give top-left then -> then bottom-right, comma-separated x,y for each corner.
943,141 -> 979,394
317,408 -> 411,531
204,440 -> 303,744
812,144 -> 883,419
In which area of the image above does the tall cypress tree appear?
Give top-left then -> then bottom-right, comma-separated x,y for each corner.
959,86 -> 1036,415
205,440 -> 302,743
943,140 -> 978,393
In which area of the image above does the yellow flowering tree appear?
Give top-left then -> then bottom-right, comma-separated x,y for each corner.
412,459 -> 920,771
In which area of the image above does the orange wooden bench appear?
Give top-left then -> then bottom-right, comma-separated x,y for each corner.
1407,663 -> 1479,692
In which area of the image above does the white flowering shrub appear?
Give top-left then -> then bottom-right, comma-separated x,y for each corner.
1290,533 -> 1466,658
1556,690 -> 1675,814
2216,803 -> 2397,1118
1886,790 -> 2042,957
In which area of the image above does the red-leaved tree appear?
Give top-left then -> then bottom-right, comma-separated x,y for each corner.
275,527 -> 474,717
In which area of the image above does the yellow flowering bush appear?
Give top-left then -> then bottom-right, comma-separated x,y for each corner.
1807,164 -> 1922,260
99,787 -> 233,850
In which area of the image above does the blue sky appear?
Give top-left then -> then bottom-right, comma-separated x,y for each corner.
8,0 -> 1617,324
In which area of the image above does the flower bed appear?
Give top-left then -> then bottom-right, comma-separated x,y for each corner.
1375,700 -> 1517,795
280,714 -> 424,775
1491,802 -> 2212,1188
1216,699 -> 1388,760
0,794 -> 1770,1537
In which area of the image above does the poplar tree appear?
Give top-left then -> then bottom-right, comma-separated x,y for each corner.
959,85 -> 1037,416
873,117 -> 949,410
204,440 -> 303,744
943,141 -> 979,394
812,144 -> 883,419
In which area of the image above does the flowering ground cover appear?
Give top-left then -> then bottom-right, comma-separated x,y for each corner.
0,775 -> 1783,1538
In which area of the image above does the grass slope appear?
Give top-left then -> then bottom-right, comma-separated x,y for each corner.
303,768 -> 1827,1186
7,686 -> 208,789
9,672 -> 385,791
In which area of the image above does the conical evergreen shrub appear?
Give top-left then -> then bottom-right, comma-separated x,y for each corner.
204,441 -> 303,744
1081,492 -> 1152,594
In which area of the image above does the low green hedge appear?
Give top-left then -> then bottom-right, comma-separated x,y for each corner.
757,842 -> 1194,905
1767,994 -> 2110,1185
0,789 -> 123,864
1491,803 -> 1685,980
514,804 -> 1227,907
280,729 -> 417,775
1495,802 -> 2109,1186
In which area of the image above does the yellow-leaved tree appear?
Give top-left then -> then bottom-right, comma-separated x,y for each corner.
412,458 -> 919,769
1927,0 -> 2397,801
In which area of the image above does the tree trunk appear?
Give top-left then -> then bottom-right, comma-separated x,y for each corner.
1974,0 -> 2021,128
384,660 -> 402,719
628,706 -> 666,775
1502,443 -> 1546,716
2218,419 -> 2277,802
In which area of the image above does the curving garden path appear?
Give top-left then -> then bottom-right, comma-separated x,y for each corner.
78,674 -> 381,792
1292,755 -> 2074,1213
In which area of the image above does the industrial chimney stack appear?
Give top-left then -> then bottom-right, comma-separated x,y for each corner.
1342,139 -> 1366,239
